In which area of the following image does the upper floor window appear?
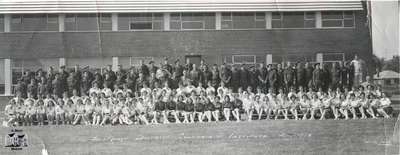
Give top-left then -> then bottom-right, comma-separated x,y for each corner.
321,11 -> 354,28
11,15 -> 22,24
130,13 -> 163,30
46,14 -> 58,24
99,13 -> 112,23
65,14 -> 76,23
170,13 -> 215,30
272,12 -> 315,28
221,12 -> 265,29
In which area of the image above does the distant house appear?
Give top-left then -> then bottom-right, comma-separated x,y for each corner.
373,70 -> 400,86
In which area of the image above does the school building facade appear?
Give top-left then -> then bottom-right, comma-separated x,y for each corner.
0,0 -> 372,95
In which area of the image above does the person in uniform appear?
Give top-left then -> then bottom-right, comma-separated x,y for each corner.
201,65 -> 212,87
276,64 -> 284,93
138,59 -> 150,78
339,61 -> 348,90
52,73 -> 63,98
312,63 -> 322,90
126,67 -> 137,91
72,65 -> 82,95
321,63 -> 331,92
189,64 -> 201,87
304,62 -> 314,91
27,79 -> 38,99
268,65 -> 278,94
284,62 -> 296,93
248,66 -> 258,90
257,63 -> 268,93
184,58 -> 193,72
173,59 -> 184,80
239,64 -> 249,89
331,62 -> 340,90
59,66 -> 69,93
211,64 -> 220,89
230,66 -> 240,92
296,62 -> 306,90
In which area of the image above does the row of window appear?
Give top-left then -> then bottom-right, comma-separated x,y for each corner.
0,11 -> 355,32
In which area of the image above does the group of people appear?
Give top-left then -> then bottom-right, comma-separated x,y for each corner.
3,55 -> 393,127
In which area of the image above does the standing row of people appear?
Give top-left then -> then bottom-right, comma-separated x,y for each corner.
14,55 -> 367,100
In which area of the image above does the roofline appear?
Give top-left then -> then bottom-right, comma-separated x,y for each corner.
0,0 -> 364,14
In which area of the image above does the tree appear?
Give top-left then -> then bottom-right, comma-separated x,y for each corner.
382,55 -> 400,72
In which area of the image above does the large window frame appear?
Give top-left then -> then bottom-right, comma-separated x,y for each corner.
46,14 -> 58,24
170,12 -> 215,30
321,11 -> 355,28
232,55 -> 257,65
272,12 -> 316,29
322,53 -> 345,63
221,12 -> 266,30
129,13 -> 163,31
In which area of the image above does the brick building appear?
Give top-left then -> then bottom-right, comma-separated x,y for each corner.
0,0 -> 372,95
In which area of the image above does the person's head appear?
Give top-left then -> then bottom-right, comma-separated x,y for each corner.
299,86 -> 304,92
278,88 -> 283,94
238,87 -> 243,94
354,55 -> 359,60
74,65 -> 80,71
381,92 -> 387,98
268,88 -> 273,94
246,86 -> 252,93
63,92 -> 68,98
259,63 -> 264,68
290,87 -> 296,93
302,94 -> 309,100
256,87 -> 262,93
359,92 -> 365,98
312,94 -> 318,100
27,93 -> 32,98
366,76 -> 371,82
224,95 -> 230,101
186,58 -> 190,64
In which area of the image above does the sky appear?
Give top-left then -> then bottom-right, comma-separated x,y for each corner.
371,0 -> 399,59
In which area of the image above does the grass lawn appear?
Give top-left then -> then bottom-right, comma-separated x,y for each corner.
0,117 -> 399,155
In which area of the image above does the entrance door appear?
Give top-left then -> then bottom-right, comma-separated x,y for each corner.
185,55 -> 202,66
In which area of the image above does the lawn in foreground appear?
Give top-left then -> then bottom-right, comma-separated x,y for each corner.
0,118 -> 398,155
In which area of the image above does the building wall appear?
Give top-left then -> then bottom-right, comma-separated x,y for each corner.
0,11 -> 371,65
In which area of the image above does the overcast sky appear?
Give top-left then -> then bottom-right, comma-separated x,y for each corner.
371,0 -> 399,59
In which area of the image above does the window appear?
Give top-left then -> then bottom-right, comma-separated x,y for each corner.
304,12 -> 316,28
46,14 -> 58,23
11,15 -> 22,24
222,12 -> 265,29
170,13 -> 215,30
130,13 -> 163,30
232,55 -> 256,64
322,11 -> 354,28
323,53 -> 345,62
130,57 -> 154,66
273,54 -> 315,63
272,12 -> 315,28
99,13 -> 111,23
0,15 -> 4,23
65,14 -> 76,23
221,12 -> 232,29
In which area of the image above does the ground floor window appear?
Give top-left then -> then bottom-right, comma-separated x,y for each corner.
0,59 -> 5,94
323,53 -> 345,62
